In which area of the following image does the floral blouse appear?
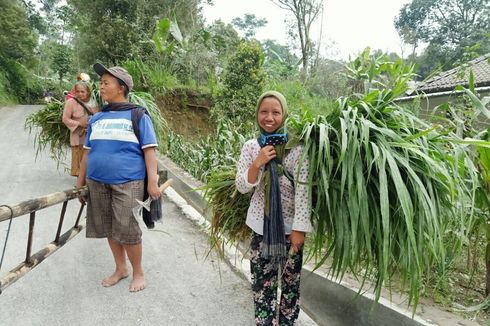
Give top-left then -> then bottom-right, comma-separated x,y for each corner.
235,139 -> 312,235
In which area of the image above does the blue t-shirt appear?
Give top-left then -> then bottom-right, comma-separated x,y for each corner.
84,110 -> 158,184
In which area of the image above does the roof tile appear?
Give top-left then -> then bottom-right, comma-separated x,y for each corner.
417,53 -> 490,93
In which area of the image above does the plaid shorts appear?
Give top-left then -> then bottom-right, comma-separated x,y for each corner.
86,179 -> 144,245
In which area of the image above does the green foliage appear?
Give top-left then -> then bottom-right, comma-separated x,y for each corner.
0,0 -> 39,102
306,58 -> 349,100
123,59 -> 180,93
162,119 -> 249,182
206,20 -> 241,63
151,17 -> 237,89
441,73 -> 490,307
211,41 -> 266,131
0,58 -> 45,103
0,0 -> 37,62
152,17 -> 183,57
51,43 -> 73,84
344,47 -> 416,97
0,71 -> 17,104
262,39 -> 300,80
296,93 -> 479,311
68,0 -> 206,66
396,0 -> 490,49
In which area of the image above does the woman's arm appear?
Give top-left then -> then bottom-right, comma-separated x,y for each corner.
235,141 -> 275,194
62,100 -> 82,131
143,147 -> 160,199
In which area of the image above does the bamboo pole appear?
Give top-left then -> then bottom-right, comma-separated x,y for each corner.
0,187 -> 88,222
0,221 -> 85,293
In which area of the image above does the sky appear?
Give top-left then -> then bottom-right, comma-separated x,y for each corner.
202,0 -> 412,60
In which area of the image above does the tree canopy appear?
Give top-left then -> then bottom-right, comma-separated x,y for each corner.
0,0 -> 37,63
0,0 -> 38,101
231,13 -> 267,39
67,0 -> 208,66
395,0 -> 490,77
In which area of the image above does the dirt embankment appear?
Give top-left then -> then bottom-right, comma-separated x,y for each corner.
156,88 -> 215,141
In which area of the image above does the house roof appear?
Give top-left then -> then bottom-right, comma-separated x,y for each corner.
417,53 -> 490,94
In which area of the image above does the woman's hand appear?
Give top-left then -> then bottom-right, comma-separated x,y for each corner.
289,230 -> 305,254
147,174 -> 161,200
75,178 -> 87,203
253,145 -> 276,169
248,146 -> 276,184
79,119 -> 88,128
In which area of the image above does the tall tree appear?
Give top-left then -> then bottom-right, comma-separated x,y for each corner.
231,13 -> 267,39
52,43 -> 73,84
270,0 -> 323,78
207,20 -> 241,58
395,0 -> 490,77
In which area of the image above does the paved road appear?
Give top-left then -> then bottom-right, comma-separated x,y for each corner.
0,105 -> 316,326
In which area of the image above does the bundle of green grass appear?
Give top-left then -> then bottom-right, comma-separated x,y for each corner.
25,100 -> 70,163
205,51 -> 480,311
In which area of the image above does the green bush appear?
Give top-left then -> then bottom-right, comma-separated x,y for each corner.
0,71 -> 16,104
0,58 -> 43,103
211,41 -> 266,131
123,59 -> 180,93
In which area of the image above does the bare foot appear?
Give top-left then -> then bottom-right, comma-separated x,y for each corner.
101,270 -> 129,287
129,274 -> 146,292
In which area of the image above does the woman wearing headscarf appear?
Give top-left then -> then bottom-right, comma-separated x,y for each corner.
62,80 -> 99,176
235,91 -> 312,325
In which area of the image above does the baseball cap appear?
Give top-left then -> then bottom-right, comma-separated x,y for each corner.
93,63 -> 133,92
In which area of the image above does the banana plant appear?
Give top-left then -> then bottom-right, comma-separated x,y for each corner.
152,17 -> 212,57
152,17 -> 183,56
